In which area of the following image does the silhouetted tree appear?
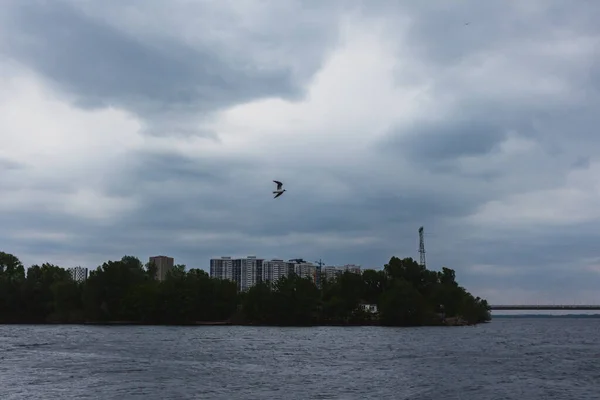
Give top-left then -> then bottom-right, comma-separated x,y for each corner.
0,251 -> 491,326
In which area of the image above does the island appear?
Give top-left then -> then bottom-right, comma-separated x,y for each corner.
0,251 -> 491,326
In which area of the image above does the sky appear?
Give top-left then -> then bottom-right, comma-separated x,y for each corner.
1,0 -> 599,305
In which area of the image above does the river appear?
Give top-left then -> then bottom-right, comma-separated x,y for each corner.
1,318 -> 598,399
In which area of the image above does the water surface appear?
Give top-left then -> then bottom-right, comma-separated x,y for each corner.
1,319 -> 598,399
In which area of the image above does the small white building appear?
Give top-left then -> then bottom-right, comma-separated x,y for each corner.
360,303 -> 378,314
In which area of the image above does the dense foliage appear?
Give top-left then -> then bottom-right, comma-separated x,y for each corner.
0,251 -> 490,326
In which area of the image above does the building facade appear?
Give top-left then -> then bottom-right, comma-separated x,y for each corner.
262,259 -> 293,284
322,265 -> 362,282
209,256 -> 362,291
291,261 -> 317,284
68,266 -> 88,282
210,256 -> 258,291
149,255 -> 174,281
342,264 -> 362,274
322,266 -> 339,281
210,257 -> 232,280
231,259 -> 242,289
240,256 -> 263,292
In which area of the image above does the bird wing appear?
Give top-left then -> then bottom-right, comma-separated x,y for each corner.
273,180 -> 283,190
274,191 -> 283,199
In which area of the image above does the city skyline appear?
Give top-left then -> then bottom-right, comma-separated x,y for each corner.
2,1 -> 600,305
210,255 -> 362,291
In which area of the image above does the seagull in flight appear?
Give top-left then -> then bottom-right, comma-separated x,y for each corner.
273,180 -> 286,199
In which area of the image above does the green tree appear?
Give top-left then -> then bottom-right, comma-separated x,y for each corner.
22,263 -> 72,321
0,251 -> 491,326
0,252 -> 26,322
379,279 -> 431,326
51,280 -> 84,322
362,269 -> 388,304
242,282 -> 274,324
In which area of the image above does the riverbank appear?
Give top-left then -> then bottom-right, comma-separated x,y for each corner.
0,318 -> 478,327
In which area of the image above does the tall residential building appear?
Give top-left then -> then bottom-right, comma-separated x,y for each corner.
240,256 -> 263,292
149,255 -> 174,281
262,259 -> 293,284
210,257 -> 242,290
209,256 -> 362,290
323,266 -> 339,281
342,264 -> 362,275
322,265 -> 362,281
291,260 -> 317,284
210,257 -> 231,280
231,259 -> 242,289
68,266 -> 88,282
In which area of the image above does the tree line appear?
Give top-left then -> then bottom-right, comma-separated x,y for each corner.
0,251 -> 491,326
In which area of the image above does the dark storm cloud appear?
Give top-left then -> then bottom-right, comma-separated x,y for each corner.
102,149 -> 485,242
123,150 -> 245,186
0,0 -> 301,121
101,147 -> 266,199
385,119 -> 508,164
440,221 -> 600,301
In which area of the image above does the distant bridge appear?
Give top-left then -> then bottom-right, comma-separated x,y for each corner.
490,305 -> 600,310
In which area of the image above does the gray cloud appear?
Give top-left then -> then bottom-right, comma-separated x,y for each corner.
1,0 -> 600,304
0,2 -> 294,112
384,119 -> 509,164
0,157 -> 24,171
0,0 -> 337,132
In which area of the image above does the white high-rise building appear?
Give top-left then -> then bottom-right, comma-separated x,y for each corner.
323,266 -> 338,281
322,265 -> 362,281
240,256 -> 263,292
68,266 -> 88,282
209,256 -> 362,290
342,264 -> 362,274
210,256 -> 242,290
210,257 -> 232,280
292,261 -> 317,284
262,259 -> 293,284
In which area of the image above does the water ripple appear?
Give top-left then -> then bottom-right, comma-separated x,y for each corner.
0,319 -> 598,399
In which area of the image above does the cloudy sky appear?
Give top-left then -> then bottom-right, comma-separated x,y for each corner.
1,0 -> 599,304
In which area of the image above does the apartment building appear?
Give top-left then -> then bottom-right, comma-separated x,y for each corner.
210,256 -> 241,290
210,257 -> 232,280
209,255 -> 362,290
322,264 -> 362,282
149,255 -> 174,281
322,266 -> 339,281
291,260 -> 317,284
210,256 -> 262,291
240,256 -> 263,292
262,259 -> 293,284
342,264 -> 362,275
68,266 -> 88,282
231,258 -> 242,288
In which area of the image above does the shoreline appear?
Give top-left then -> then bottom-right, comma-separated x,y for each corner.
0,319 -> 481,327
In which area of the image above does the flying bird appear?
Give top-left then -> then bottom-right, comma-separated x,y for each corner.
273,180 -> 286,199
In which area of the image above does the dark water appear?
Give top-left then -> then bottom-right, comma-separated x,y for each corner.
1,319 -> 598,399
